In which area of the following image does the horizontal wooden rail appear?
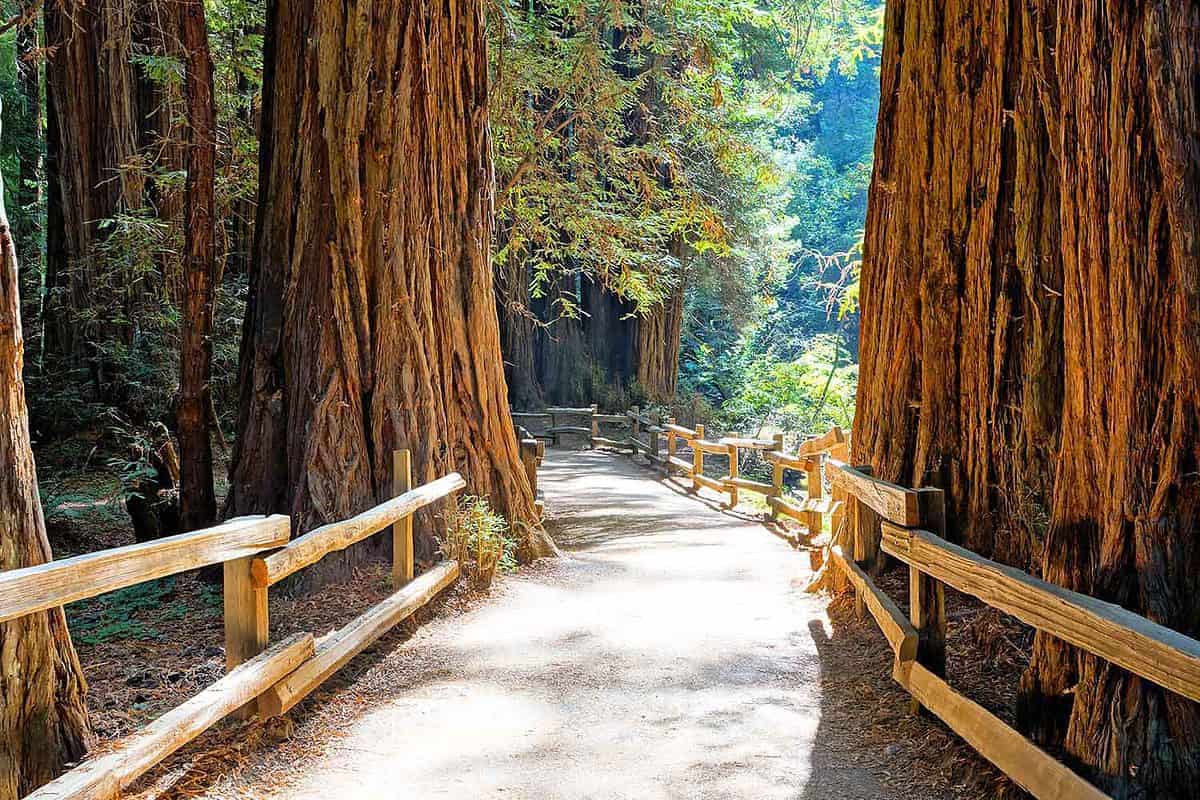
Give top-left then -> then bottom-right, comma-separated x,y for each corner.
829,546 -> 916,661
693,439 -> 730,455
893,661 -> 1108,800
723,476 -> 777,495
547,425 -> 593,435
765,450 -> 817,471
591,436 -> 627,449
30,633 -> 315,800
0,515 -> 290,625
718,436 -> 779,450
626,410 -> 659,426
882,523 -> 1200,704
667,455 -> 694,474
593,413 -> 630,424
796,426 -> 846,456
252,473 -> 465,587
510,411 -> 551,420
664,423 -> 697,439
692,473 -> 725,494
827,459 -> 920,526
545,405 -> 594,414
260,561 -> 459,717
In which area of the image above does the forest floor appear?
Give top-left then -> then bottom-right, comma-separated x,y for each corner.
49,446 -> 1033,799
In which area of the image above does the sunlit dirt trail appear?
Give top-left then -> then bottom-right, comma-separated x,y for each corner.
198,450 -> 954,799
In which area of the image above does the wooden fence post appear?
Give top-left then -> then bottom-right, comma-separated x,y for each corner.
912,487 -> 948,677
692,423 -> 705,493
666,417 -> 677,475
727,443 -> 739,507
630,406 -> 641,454
805,455 -> 822,541
224,548 -> 272,718
590,404 -> 599,447
769,435 -> 785,521
393,449 -> 414,587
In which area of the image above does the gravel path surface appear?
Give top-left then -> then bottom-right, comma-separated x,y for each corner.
189,450 -> 962,800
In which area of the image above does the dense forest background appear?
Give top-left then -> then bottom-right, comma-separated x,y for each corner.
0,0 -> 881,518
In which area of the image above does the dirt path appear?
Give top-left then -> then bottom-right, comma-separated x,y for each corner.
190,450 -> 967,799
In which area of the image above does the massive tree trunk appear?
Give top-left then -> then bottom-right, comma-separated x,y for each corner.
859,0 -> 1200,794
1016,4 -> 1200,796
634,242 -> 686,404
852,0 -> 1062,569
229,0 -> 555,565
0,166 -> 91,798
177,0 -> 219,530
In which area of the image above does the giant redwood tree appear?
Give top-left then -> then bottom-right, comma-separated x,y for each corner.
1018,3 -> 1200,795
0,152 -> 91,797
229,0 -> 555,561
852,0 -> 1062,569
855,0 -> 1200,795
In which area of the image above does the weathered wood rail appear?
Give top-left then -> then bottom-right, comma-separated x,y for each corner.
512,406 -> 1200,799
14,449 -> 463,800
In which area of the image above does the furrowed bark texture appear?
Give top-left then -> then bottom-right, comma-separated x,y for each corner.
634,243 -> 686,403
177,0 -> 219,531
0,179 -> 91,798
230,0 -> 554,563
859,0 -> 1200,794
1017,3 -> 1200,796
43,0 -> 180,394
496,243 -> 543,409
853,0 -> 1062,568
44,0 -> 145,361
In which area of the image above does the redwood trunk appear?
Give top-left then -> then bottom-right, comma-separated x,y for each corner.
0,170 -> 91,798
853,0 -> 1062,569
229,0 -> 554,562
177,0 -> 219,530
859,0 -> 1200,794
44,0 -> 146,365
635,244 -> 686,403
1017,4 -> 1200,796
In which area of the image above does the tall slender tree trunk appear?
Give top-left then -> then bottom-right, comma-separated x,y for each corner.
635,241 -> 686,403
496,239 -> 543,409
177,0 -> 218,530
44,0 -> 146,367
1016,4 -> 1200,796
229,0 -> 555,565
0,151 -> 91,800
15,10 -> 42,274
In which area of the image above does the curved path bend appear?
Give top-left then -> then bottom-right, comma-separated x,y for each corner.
200,450 -> 954,799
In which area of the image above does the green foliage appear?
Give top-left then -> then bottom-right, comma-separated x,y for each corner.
442,495 -> 518,589
67,577 -> 219,645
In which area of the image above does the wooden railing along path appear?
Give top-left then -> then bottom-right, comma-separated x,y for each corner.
10,449 -> 464,800
515,406 -> 1200,800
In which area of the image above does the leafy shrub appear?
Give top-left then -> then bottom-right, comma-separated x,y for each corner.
441,495 -> 517,590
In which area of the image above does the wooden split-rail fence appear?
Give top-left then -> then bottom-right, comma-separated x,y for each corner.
6,449 -> 464,800
515,405 -> 1200,800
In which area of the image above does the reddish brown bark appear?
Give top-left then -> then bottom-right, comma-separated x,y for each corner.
1016,4 -> 1200,796
177,0 -> 219,530
635,244 -> 686,404
853,0 -> 1062,569
44,0 -> 148,364
230,0 -> 555,563
0,172 -> 91,798
858,0 -> 1200,793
